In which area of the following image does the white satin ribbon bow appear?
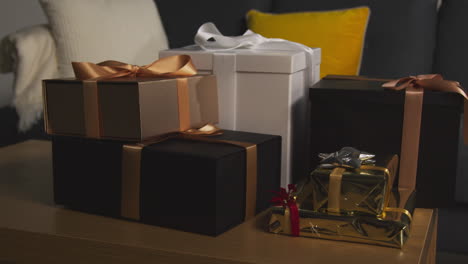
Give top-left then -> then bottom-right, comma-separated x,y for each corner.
194,22 -> 318,86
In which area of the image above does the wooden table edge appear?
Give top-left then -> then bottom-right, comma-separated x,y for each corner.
0,227 -> 252,264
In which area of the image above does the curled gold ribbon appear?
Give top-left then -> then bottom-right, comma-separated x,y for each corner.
71,55 -> 198,138
382,207 -> 413,222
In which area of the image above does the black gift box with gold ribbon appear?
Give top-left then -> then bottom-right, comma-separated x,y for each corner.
52,130 -> 281,236
308,75 -> 466,208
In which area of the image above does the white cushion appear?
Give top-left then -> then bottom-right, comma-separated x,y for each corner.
40,0 -> 168,77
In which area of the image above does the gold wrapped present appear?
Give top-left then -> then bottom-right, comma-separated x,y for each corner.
268,147 -> 415,248
297,147 -> 398,215
303,149 -> 399,216
268,187 -> 414,248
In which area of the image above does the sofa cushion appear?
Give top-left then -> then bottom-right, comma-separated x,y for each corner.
434,0 -> 468,206
155,0 -> 272,48
457,146 -> 468,204
438,207 -> 468,253
40,0 -> 168,78
434,0 -> 468,87
272,0 -> 438,78
246,8 -> 370,78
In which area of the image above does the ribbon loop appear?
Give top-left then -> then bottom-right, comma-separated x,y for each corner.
181,123 -> 223,136
195,22 -> 271,50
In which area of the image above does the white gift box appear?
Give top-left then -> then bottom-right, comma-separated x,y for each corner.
160,46 -> 321,186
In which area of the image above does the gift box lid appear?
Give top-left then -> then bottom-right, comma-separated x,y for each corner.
311,75 -> 465,109
160,45 -> 321,74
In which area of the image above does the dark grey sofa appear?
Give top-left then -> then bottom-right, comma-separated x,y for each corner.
0,106 -> 48,147
1,0 -> 467,256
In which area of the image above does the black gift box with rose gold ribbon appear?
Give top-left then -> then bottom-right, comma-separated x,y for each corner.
308,75 -> 466,208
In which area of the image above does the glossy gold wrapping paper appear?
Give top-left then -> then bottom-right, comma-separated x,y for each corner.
305,155 -> 399,216
268,188 -> 415,248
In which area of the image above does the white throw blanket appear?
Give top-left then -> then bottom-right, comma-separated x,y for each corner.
0,24 -> 58,132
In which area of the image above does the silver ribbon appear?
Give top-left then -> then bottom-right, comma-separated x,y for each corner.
319,147 -> 375,169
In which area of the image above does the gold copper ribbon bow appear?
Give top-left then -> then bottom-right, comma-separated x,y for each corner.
382,74 -> 468,192
72,54 -> 197,79
382,74 -> 468,98
71,55 -> 197,138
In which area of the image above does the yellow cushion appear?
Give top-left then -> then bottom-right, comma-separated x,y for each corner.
246,8 -> 370,78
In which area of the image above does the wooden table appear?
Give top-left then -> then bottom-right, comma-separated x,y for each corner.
0,140 -> 437,264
